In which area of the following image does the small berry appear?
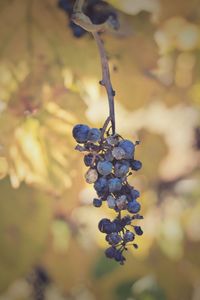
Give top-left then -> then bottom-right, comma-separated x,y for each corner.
84,154 -> 94,167
107,232 -> 121,245
127,200 -> 141,214
106,136 -> 119,146
105,150 -> 114,162
112,147 -> 126,160
134,226 -> 143,236
69,21 -> 86,38
94,177 -> 108,193
116,195 -> 127,210
123,231 -> 135,242
85,168 -> 98,184
121,215 -> 132,226
113,218 -> 123,232
119,140 -> 135,159
93,198 -> 102,207
114,160 -> 130,177
97,161 -> 113,176
107,195 -> 116,209
131,189 -> 140,199
114,250 -> 126,264
98,218 -> 112,233
133,243 -> 139,249
105,247 -> 116,258
72,124 -> 90,143
87,128 -> 101,142
108,178 -> 122,193
130,160 -> 142,171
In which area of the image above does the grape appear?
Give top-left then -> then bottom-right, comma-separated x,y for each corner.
131,189 -> 140,199
98,218 -> 115,234
105,246 -> 116,258
116,195 -> 127,210
94,177 -> 108,193
121,215 -> 132,226
106,136 -> 119,145
107,232 -> 122,245
87,128 -> 101,142
107,195 -> 116,209
112,147 -> 126,160
97,161 -> 113,176
58,0 -> 119,39
93,198 -> 102,207
127,200 -> 141,214
114,160 -> 129,177
104,150 -> 114,162
114,250 -> 126,264
85,168 -> 98,184
118,140 -> 135,159
108,178 -> 122,193
134,226 -> 143,236
72,124 -> 90,143
58,0 -> 73,12
123,231 -> 135,242
84,153 -> 94,167
130,160 -> 142,171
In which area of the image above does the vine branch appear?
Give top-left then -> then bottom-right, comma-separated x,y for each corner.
72,0 -> 116,135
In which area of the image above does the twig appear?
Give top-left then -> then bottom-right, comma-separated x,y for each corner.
92,32 -> 116,135
100,116 -> 111,138
72,0 -> 116,135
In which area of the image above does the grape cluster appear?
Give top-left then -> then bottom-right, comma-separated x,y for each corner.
72,123 -> 143,265
58,0 -> 119,38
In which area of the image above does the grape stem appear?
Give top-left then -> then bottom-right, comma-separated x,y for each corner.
72,0 -> 116,135
92,32 -> 116,135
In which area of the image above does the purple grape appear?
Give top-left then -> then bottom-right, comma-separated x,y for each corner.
108,178 -> 122,193
118,140 -> 135,159
72,124 -> 90,143
97,161 -> 113,176
88,128 -> 101,142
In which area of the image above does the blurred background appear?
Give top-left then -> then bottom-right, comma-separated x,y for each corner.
0,0 -> 200,299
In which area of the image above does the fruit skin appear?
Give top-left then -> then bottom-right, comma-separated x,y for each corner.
127,200 -> 141,214
130,160 -> 142,171
97,161 -> 113,176
72,124 -> 90,143
108,178 -> 122,193
58,0 -> 73,12
107,195 -> 116,209
87,128 -> 101,142
105,150 -> 114,162
112,147 -> 126,160
105,247 -> 116,258
114,160 -> 130,177
116,195 -> 127,210
134,226 -> 143,236
130,189 -> 140,199
94,177 -> 108,193
98,218 -> 115,234
84,154 -> 94,167
123,231 -> 135,242
107,232 -> 121,245
119,140 -> 135,159
106,136 -> 119,146
93,198 -> 102,207
114,250 -> 126,264
69,21 -> 86,38
85,168 -> 98,184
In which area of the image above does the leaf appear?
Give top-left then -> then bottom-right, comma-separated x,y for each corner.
0,178 -> 52,292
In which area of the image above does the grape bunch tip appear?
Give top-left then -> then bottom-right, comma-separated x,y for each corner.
72,123 -> 143,265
